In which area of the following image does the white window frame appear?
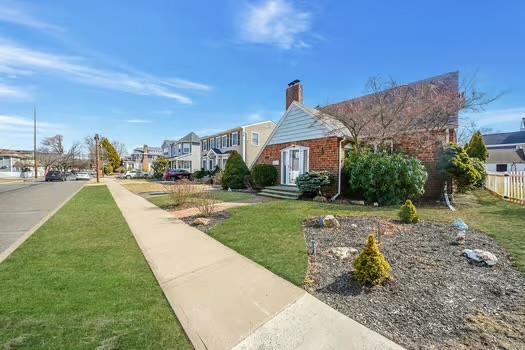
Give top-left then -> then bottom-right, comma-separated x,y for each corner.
222,135 -> 227,148
232,132 -> 239,146
183,143 -> 191,154
251,132 -> 260,146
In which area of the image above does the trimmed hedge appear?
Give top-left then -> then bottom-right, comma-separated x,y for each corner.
251,164 -> 278,189
345,151 -> 428,205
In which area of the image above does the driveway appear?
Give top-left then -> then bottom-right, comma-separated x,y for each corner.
0,180 -> 85,256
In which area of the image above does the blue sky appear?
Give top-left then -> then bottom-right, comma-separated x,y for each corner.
1,0 -> 524,152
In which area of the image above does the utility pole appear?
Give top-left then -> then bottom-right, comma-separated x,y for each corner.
33,107 -> 37,179
94,134 -> 100,183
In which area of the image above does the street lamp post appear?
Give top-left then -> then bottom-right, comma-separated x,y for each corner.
94,134 -> 100,183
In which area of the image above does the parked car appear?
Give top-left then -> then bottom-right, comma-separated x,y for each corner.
64,172 -> 77,181
45,170 -> 66,182
76,172 -> 91,181
163,168 -> 191,181
122,170 -> 143,179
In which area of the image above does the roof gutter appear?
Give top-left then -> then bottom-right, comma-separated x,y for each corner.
330,138 -> 346,201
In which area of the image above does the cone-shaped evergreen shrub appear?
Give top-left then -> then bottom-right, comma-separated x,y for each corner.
399,199 -> 419,223
222,151 -> 250,190
353,234 -> 392,286
466,131 -> 489,162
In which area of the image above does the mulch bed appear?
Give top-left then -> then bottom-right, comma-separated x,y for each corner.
180,212 -> 230,234
303,217 -> 525,350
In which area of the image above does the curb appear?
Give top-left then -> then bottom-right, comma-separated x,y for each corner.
0,183 -> 86,264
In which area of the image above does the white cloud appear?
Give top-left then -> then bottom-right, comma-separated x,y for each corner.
126,119 -> 151,124
0,1 -> 63,31
240,0 -> 312,49
0,39 -> 211,104
0,114 -> 62,130
0,115 -> 66,149
0,84 -> 29,99
164,78 -> 212,91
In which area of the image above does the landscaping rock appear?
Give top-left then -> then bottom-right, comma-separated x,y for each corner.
452,218 -> 469,231
462,249 -> 498,266
327,247 -> 358,259
350,223 -> 358,228
192,217 -> 211,226
313,195 -> 327,203
321,215 -> 340,228
349,200 -> 365,205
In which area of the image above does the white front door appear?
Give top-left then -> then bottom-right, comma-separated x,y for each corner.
281,147 -> 308,185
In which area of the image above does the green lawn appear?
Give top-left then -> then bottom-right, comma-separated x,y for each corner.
0,186 -> 191,349
148,191 -> 255,210
208,190 -> 525,286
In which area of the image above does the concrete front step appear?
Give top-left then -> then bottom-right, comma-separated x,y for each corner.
258,191 -> 300,200
258,186 -> 301,200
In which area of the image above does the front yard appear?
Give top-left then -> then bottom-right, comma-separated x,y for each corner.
0,185 -> 191,349
202,190 -> 525,349
207,190 -> 525,286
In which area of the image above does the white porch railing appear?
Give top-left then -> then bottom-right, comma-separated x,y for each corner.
485,171 -> 525,204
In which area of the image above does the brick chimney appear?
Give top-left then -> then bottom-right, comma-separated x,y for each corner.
142,145 -> 149,172
286,79 -> 303,110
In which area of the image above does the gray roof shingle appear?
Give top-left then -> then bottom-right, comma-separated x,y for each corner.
482,131 -> 525,145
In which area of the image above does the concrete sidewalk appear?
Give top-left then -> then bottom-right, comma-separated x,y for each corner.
106,179 -> 403,350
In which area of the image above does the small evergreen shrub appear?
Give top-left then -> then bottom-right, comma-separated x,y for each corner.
399,199 -> 419,223
353,234 -> 392,286
251,164 -> 278,189
152,157 -> 169,179
296,171 -> 332,196
347,151 -> 428,205
222,151 -> 250,189
466,131 -> 489,162
439,144 -> 483,192
193,169 -> 211,179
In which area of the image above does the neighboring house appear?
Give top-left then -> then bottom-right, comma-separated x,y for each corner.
166,132 -> 201,172
482,118 -> 525,172
123,145 -> 162,172
161,139 -> 176,158
255,73 -> 459,199
0,149 -> 44,178
200,121 -> 276,171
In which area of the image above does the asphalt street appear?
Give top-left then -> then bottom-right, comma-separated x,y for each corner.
0,180 -> 85,255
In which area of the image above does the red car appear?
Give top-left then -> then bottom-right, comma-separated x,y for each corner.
163,168 -> 191,181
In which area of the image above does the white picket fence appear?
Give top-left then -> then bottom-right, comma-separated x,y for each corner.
485,171 -> 525,204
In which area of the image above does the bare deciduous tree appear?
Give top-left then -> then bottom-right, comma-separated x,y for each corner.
320,73 -> 500,154
39,135 -> 81,171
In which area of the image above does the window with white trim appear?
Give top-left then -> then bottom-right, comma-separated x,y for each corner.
232,132 -> 239,146
252,132 -> 260,146
222,135 -> 227,148
183,143 -> 191,154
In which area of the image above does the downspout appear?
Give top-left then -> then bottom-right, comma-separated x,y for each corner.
330,138 -> 345,201
242,126 -> 247,163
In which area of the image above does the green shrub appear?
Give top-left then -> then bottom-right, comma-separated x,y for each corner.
466,131 -> 489,161
353,234 -> 392,286
152,157 -> 169,179
193,169 -> 211,179
296,171 -> 332,196
399,199 -> 419,223
222,151 -> 250,189
251,164 -> 278,189
471,158 -> 487,188
439,144 -> 483,192
347,151 -> 428,205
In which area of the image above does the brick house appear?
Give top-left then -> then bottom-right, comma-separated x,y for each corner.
255,73 -> 459,199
